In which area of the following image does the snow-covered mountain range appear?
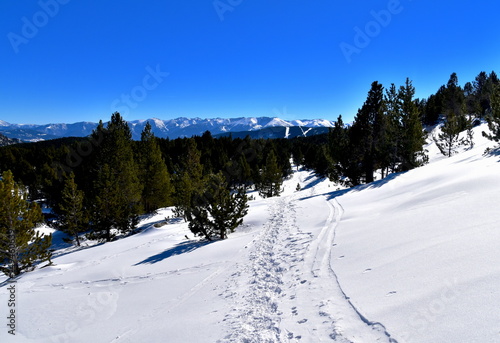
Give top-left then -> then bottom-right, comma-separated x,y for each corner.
0,117 -> 335,142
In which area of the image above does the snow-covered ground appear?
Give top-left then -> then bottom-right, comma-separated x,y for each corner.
1,123 -> 500,342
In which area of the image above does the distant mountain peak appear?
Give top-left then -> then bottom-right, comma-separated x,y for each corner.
0,116 -> 335,142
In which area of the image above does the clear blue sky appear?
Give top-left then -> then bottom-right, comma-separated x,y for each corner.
1,0 -> 500,125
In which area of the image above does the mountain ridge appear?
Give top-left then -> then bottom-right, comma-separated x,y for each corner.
0,116 -> 335,142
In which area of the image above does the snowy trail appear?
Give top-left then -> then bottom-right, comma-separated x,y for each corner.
219,182 -> 397,343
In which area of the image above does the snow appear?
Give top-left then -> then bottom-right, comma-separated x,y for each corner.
1,123 -> 500,342
332,123 -> 500,343
291,119 -> 335,128
264,118 -> 294,128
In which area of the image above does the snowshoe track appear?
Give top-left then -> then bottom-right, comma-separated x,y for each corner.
219,189 -> 397,342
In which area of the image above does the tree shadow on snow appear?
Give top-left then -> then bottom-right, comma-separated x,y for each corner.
346,171 -> 405,193
484,146 -> 500,160
299,171 -> 406,203
300,174 -> 325,191
133,239 -> 215,265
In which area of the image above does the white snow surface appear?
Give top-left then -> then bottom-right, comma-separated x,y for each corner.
1,123 -> 500,342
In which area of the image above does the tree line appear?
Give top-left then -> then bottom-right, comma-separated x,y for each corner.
0,113 -> 292,277
2,69 -> 500,277
292,71 -> 500,186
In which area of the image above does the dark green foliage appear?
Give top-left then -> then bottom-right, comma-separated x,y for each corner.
435,110 -> 462,157
423,87 -> 446,126
256,150 -> 283,198
57,172 -> 86,246
349,81 -> 385,184
483,84 -> 500,143
399,78 -> 428,170
327,116 -> 351,184
137,122 -> 173,213
88,113 -> 143,242
0,170 -> 52,277
444,73 -> 467,128
173,138 -> 205,219
433,74 -> 467,157
384,83 -> 403,173
186,173 -> 248,240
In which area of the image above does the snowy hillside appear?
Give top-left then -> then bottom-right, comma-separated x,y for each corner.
0,117 -> 335,141
1,123 -> 500,342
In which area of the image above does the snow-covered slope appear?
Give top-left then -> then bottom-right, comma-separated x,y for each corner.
331,123 -> 500,343
0,117 -> 335,141
1,123 -> 499,343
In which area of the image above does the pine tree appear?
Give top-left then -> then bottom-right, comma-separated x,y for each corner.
399,78 -> 428,170
384,83 -> 403,173
256,150 -> 283,198
186,173 -> 248,240
483,84 -> 500,143
173,138 -> 205,219
435,110 -> 462,157
89,113 -> 143,242
328,115 -> 350,183
465,115 -> 475,149
58,172 -> 85,246
0,170 -> 52,278
349,81 -> 385,183
473,71 -> 490,118
444,73 -> 467,131
138,122 -> 173,213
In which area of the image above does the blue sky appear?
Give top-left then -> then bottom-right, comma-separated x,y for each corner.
1,0 -> 500,125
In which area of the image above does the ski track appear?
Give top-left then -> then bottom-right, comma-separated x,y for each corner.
219,185 -> 397,343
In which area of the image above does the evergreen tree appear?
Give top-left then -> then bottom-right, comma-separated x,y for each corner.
225,155 -> 253,190
435,110 -> 462,157
89,113 -> 143,242
58,172 -> 85,246
465,116 -> 475,149
349,81 -> 385,183
173,138 -> 205,219
0,170 -> 52,277
186,173 -> 248,240
384,84 -> 403,173
399,78 -> 428,170
256,150 -> 283,198
423,86 -> 446,126
328,115 -> 351,183
464,81 -> 479,116
138,122 -> 173,213
444,73 -> 467,131
473,71 -> 490,118
292,148 -> 304,170
483,84 -> 500,143
433,74 -> 467,157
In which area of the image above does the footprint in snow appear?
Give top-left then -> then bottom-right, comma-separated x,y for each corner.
298,319 -> 308,324
363,268 -> 372,273
337,255 -> 345,259
386,291 -> 397,296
